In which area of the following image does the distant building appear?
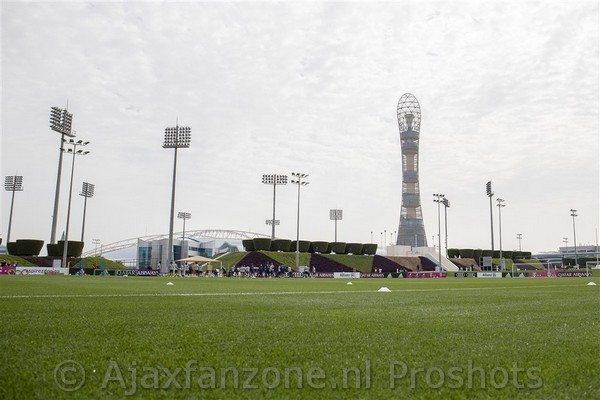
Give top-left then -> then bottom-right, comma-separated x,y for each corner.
137,238 -> 222,269
396,93 -> 428,247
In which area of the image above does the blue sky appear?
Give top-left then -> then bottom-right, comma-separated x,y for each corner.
2,1 -> 598,255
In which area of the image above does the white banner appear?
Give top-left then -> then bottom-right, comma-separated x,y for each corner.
16,266 -> 68,275
476,272 -> 502,278
333,272 -> 361,279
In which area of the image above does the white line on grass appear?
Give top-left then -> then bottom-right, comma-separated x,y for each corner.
0,284 -> 593,299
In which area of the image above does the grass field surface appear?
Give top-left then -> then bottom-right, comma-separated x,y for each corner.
1,275 -> 599,399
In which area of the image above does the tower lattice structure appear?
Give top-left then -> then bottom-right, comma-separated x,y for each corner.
396,93 -> 427,247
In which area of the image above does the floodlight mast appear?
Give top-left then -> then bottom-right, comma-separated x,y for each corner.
262,174 -> 288,240
61,139 -> 90,269
163,125 -> 191,275
486,181 -> 495,255
4,175 -> 24,244
329,209 -> 343,243
433,194 -> 445,271
79,182 -> 95,242
49,106 -> 76,244
570,209 -> 578,268
291,173 -> 309,271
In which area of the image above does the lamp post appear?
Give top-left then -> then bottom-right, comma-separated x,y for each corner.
486,181 -> 495,254
291,173 -> 309,271
61,139 -> 90,269
330,209 -> 343,243
4,175 -> 23,244
570,209 -> 578,268
433,193 -> 445,271
517,233 -> 523,252
163,124 -> 191,275
49,106 -> 75,244
497,198 -> 506,270
265,219 -> 280,233
442,197 -> 450,256
92,238 -> 100,256
79,182 -> 95,242
262,174 -> 288,240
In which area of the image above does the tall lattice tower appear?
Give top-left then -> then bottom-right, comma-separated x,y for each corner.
396,93 -> 427,247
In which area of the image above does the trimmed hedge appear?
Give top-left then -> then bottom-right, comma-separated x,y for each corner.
331,242 -> 347,254
47,243 -> 60,257
15,239 -> 45,256
6,242 -> 18,256
362,243 -> 378,255
481,250 -> 493,257
311,241 -> 330,253
459,248 -> 474,258
502,251 -> 513,259
242,239 -> 255,251
447,248 -> 460,258
271,239 -> 292,252
252,238 -> 272,251
346,243 -> 364,255
290,240 -> 311,252
473,249 -> 483,261
57,240 -> 84,257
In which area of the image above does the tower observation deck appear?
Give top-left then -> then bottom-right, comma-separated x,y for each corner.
396,93 -> 427,247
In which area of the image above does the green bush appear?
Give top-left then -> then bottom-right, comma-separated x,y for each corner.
271,239 -> 291,252
502,251 -> 513,259
481,250 -> 493,257
362,243 -> 378,255
47,243 -> 60,257
6,242 -> 18,256
473,249 -> 483,261
459,248 -> 474,258
523,251 -> 532,259
512,251 -> 523,259
252,238 -> 272,251
331,242 -> 347,254
57,241 -> 84,257
311,241 -> 330,253
346,243 -> 364,255
290,240 -> 311,252
15,239 -> 45,256
242,239 -> 255,251
492,251 -> 501,258
447,248 -> 460,258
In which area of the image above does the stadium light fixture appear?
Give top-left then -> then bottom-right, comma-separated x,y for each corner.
79,182 -> 95,242
497,198 -> 506,269
486,181 -> 495,255
291,173 -> 309,271
49,106 -> 76,244
433,193 -> 445,271
517,233 -> 523,252
442,197 -> 450,256
330,209 -> 343,243
570,209 -> 578,268
4,175 -> 24,244
163,124 -> 191,274
62,139 -> 90,269
262,174 -> 287,240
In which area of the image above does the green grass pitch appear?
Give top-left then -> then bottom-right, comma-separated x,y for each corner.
1,275 -> 599,399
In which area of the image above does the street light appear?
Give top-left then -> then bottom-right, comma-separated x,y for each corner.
570,209 -> 578,268
61,139 -> 90,268
163,124 -> 191,274
291,172 -> 309,271
442,197 -> 450,256
265,219 -> 280,228
486,181 -> 495,253
433,193 -> 445,271
517,233 -> 523,252
79,182 -> 95,242
49,106 -> 76,244
330,209 -> 343,243
262,174 -> 288,240
4,175 -> 23,244
497,198 -> 506,270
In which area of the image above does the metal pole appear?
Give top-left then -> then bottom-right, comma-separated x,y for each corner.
50,134 -> 65,244
167,147 -> 178,272
295,180 -> 301,271
334,218 -> 338,243
489,195 -> 494,252
61,148 -> 77,268
81,194 -> 88,242
443,203 -> 448,256
571,209 -> 578,268
6,182 -> 18,244
271,181 -> 277,240
437,200 -> 442,271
